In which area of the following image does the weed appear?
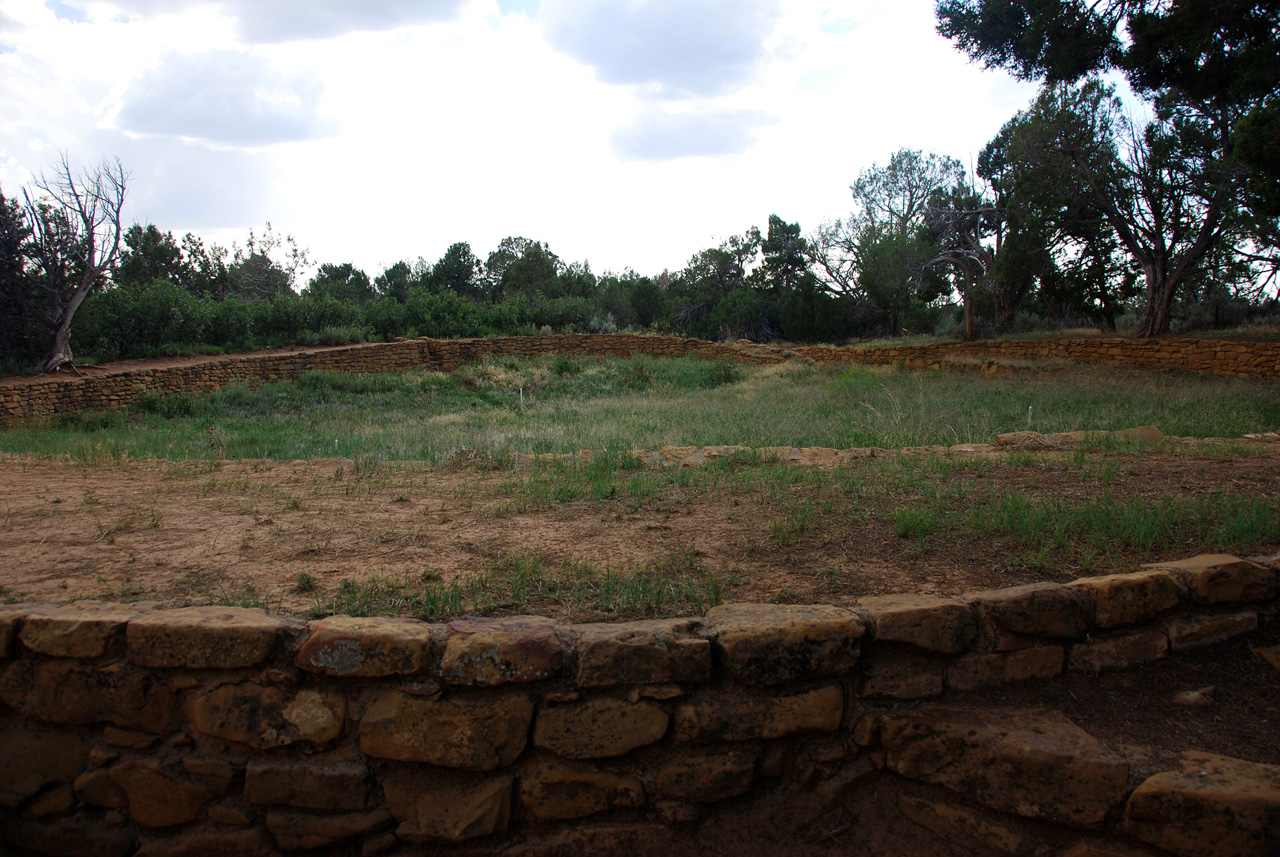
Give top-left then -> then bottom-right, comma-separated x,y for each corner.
293,572 -> 319,593
892,506 -> 938,539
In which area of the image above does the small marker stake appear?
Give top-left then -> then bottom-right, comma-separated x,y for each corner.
1028,406 -> 1033,428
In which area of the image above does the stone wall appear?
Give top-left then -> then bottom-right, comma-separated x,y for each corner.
2,333 -> 1277,424
1,554 -> 1277,856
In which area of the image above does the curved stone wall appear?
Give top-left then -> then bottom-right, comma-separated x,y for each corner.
1,554 -> 1277,856
2,333 -> 1277,424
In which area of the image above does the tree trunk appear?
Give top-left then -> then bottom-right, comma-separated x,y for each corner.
962,286 -> 975,342
43,317 -> 73,373
1133,261 -> 1175,337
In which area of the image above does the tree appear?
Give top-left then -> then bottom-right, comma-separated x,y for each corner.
223,224 -> 309,301
0,190 -> 38,363
374,260 -> 416,303
21,155 -> 127,372
115,224 -> 186,288
305,262 -> 375,304
431,242 -> 484,300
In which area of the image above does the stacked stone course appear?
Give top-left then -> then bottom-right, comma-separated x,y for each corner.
1,554 -> 1277,855
2,333 -> 1277,424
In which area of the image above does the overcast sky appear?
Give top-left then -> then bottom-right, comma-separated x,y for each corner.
0,0 -> 1041,279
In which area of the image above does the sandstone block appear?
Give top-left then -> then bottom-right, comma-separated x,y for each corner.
360,689 -> 532,769
133,828 -> 276,857
1123,752 -> 1280,857
1144,554 -> 1278,604
245,760 -> 369,811
653,750 -> 757,802
108,761 -> 212,827
19,601 -> 154,658
856,594 -> 976,654
1005,646 -> 1064,681
0,659 -> 172,733
181,757 -> 235,793
859,649 -> 944,699
0,606 -> 40,657
533,697 -> 668,759
504,822 -> 673,857
574,619 -> 711,687
672,685 -> 843,742
945,653 -> 1006,692
75,769 -> 128,808
22,785 -> 74,819
1068,631 -> 1168,673
520,760 -> 645,822
897,793 -> 1024,855
970,583 -> 1090,639
127,607 -> 284,669
296,616 -> 433,677
441,615 -> 563,686
0,816 -> 137,857
381,768 -> 514,842
266,808 -> 393,850
705,603 -> 863,685
187,684 -> 344,748
1166,612 -> 1257,650
1068,570 -> 1184,629
0,724 -> 85,809
882,707 -> 1129,827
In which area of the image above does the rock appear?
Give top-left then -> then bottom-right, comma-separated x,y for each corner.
0,724 -> 85,809
653,750 -> 757,802
245,760 -> 370,811
705,603 -> 863,685
181,757 -> 236,793
1143,554 -> 1278,604
672,685 -> 843,742
1172,686 -> 1215,707
22,786 -> 75,819
969,583 -> 1091,639
108,761 -> 212,827
945,653 -> 1007,692
0,605 -> 50,658
504,822 -> 672,857
573,619 -> 711,687
1165,611 -> 1257,651
381,767 -> 513,842
103,727 -> 158,750
359,689 -> 532,769
1005,646 -> 1064,682
206,804 -> 254,826
265,808 -> 393,850
1068,631 -> 1168,673
897,793 -> 1025,855
860,649 -> 944,699
74,769 -> 128,809
0,660 -> 173,733
127,607 -> 286,669
133,828 -> 277,857
18,601 -> 155,658
856,594 -> 976,654
296,616 -> 434,677
882,707 -> 1129,828
519,760 -> 645,822
187,684 -> 344,748
440,616 -> 563,686
0,816 -> 137,857
1068,570 -> 1184,629
533,697 -> 668,759
1124,752 -> 1280,857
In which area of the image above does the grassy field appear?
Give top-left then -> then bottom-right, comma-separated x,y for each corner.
2,353 -> 1279,462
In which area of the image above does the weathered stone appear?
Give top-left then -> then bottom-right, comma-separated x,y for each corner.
1069,570 -> 1184,629
181,757 -> 235,793
0,816 -> 137,857
360,689 -> 532,769
856,594 -> 976,654
296,616 -> 433,677
75,768 -> 129,808
946,652 -> 1007,691
533,697 -> 668,759
0,605 -> 49,658
1005,646 -> 1064,681
127,607 -> 284,669
897,793 -> 1025,855
882,707 -> 1129,827
1123,752 -> 1280,857
381,767 -> 513,842
207,804 -> 253,826
0,660 -> 172,733
654,750 -> 757,802
133,828 -> 277,857
1144,554 -> 1278,604
1058,843 -> 1162,857
108,761 -> 212,827
705,603 -> 863,685
673,685 -> 843,742
441,615 -> 563,686
520,760 -> 645,822
22,785 -> 74,818
245,760 -> 369,810
504,822 -> 673,857
860,649 -> 944,699
19,601 -> 154,658
969,583 -> 1090,639
103,727 -> 157,749
266,808 -> 393,850
0,724 -> 85,809
187,684 -> 344,748
1068,631 -> 1168,673
574,619 -> 711,687
1166,611 -> 1257,651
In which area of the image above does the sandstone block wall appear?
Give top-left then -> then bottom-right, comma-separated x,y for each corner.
1,554 -> 1277,856
2,333 -> 1277,424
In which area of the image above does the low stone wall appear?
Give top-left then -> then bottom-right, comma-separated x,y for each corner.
2,333 -> 1277,424
1,554 -> 1277,856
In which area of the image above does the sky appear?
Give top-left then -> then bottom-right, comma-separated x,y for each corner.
0,0 -> 1042,281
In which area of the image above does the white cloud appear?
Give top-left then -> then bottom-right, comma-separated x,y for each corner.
612,107 -> 775,160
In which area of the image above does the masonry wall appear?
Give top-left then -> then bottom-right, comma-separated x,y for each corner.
1,554 -> 1277,857
2,333 -> 1277,424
